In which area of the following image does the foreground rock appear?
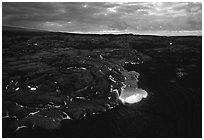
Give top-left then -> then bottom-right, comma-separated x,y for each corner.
3,47 -> 149,132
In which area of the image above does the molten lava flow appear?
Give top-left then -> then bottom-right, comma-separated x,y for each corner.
119,71 -> 148,104
119,87 -> 148,104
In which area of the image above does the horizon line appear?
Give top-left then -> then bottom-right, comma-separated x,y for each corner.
3,25 -> 202,37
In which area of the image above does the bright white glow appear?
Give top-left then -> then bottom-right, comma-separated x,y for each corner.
28,111 -> 40,116
75,96 -> 86,100
118,70 -> 148,104
30,87 -> 37,90
123,94 -> 142,104
119,88 -> 148,104
15,87 -> 20,91
28,85 -> 38,90
99,55 -> 103,59
130,62 -> 138,65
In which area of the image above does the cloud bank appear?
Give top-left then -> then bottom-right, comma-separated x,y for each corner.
2,2 -> 202,35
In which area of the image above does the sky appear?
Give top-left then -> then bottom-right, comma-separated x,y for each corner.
2,2 -> 202,36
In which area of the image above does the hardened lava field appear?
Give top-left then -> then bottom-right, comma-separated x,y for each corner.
2,27 -> 202,137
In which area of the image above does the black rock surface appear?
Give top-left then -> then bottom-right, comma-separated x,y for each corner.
2,30 -> 202,138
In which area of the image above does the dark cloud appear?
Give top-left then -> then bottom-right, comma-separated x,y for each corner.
2,2 -> 202,35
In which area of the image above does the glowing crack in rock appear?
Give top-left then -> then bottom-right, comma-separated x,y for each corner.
27,85 -> 38,91
61,112 -> 71,120
15,125 -> 28,131
28,111 -> 40,116
110,85 -> 119,94
109,75 -> 117,83
3,111 -> 9,118
15,87 -> 20,91
30,87 -> 37,91
75,96 -> 86,100
99,55 -> 103,59
118,71 -> 148,104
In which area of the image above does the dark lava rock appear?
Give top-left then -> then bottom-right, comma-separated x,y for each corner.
3,46 -> 147,132
3,32 -> 201,138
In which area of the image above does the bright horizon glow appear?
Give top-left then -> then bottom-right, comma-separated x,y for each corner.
66,30 -> 202,36
3,25 -> 202,36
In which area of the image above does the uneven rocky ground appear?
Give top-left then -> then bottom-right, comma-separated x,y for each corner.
2,30 -> 202,137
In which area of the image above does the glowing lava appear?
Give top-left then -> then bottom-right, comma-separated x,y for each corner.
119,87 -> 148,104
118,71 -> 148,104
